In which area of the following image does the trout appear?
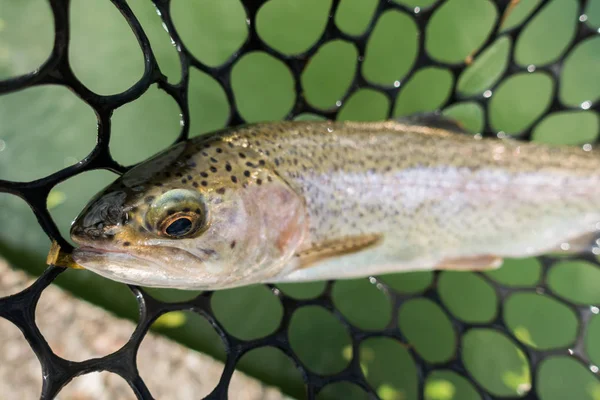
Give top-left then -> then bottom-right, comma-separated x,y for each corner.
65,114 -> 600,290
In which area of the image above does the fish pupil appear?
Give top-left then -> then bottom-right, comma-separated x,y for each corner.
166,218 -> 192,237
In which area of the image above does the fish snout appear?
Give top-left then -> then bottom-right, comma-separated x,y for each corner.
70,217 -> 119,246
70,198 -> 129,245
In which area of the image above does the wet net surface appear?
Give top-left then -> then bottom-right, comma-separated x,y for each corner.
0,0 -> 599,399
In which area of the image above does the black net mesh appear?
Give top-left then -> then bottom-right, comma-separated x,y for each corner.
0,0 -> 599,399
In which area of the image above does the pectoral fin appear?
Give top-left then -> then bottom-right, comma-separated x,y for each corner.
435,255 -> 503,271
296,234 -> 383,270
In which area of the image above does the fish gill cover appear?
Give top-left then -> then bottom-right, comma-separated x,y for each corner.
0,0 -> 599,399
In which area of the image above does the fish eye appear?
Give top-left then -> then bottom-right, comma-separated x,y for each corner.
159,213 -> 200,238
166,217 -> 192,237
146,189 -> 208,239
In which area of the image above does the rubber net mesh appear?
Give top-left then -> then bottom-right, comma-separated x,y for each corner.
0,0 -> 599,399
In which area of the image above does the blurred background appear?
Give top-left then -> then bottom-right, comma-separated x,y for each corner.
0,0 -> 599,399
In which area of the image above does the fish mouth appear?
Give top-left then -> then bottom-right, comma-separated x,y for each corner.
71,245 -> 210,289
77,246 -> 133,257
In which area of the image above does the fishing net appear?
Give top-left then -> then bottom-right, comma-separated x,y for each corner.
0,0 -> 599,399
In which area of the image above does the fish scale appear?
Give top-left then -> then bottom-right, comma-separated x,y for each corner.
222,120 -> 600,241
65,117 -> 600,289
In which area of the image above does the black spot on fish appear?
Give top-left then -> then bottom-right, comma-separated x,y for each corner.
210,166 -> 217,173
216,148 -> 223,153
176,172 -> 183,177
201,151 -> 208,157
217,188 -> 226,195
192,181 -> 199,188
144,196 -> 155,204
181,179 -> 187,184
195,208 -> 201,214
267,176 -> 273,182
123,241 -> 131,247
225,164 -> 232,172
246,161 -> 255,168
230,241 -> 236,249
201,181 -> 208,187
200,172 -> 209,178
257,179 -> 262,185
187,175 -> 192,180
231,176 -> 238,183
188,162 -> 197,167
274,159 -> 280,166
244,170 -> 250,177
259,160 -> 265,166
239,152 -> 246,159
210,157 -> 218,163
228,142 -> 234,148
201,248 -> 217,257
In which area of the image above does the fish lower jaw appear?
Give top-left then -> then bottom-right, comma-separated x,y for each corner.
71,246 -> 229,290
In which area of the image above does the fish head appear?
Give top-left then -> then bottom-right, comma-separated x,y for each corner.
70,140 -> 308,290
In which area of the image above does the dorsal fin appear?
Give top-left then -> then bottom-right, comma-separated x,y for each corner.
395,112 -> 469,134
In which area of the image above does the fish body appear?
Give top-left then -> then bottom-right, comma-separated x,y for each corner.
69,117 -> 600,289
